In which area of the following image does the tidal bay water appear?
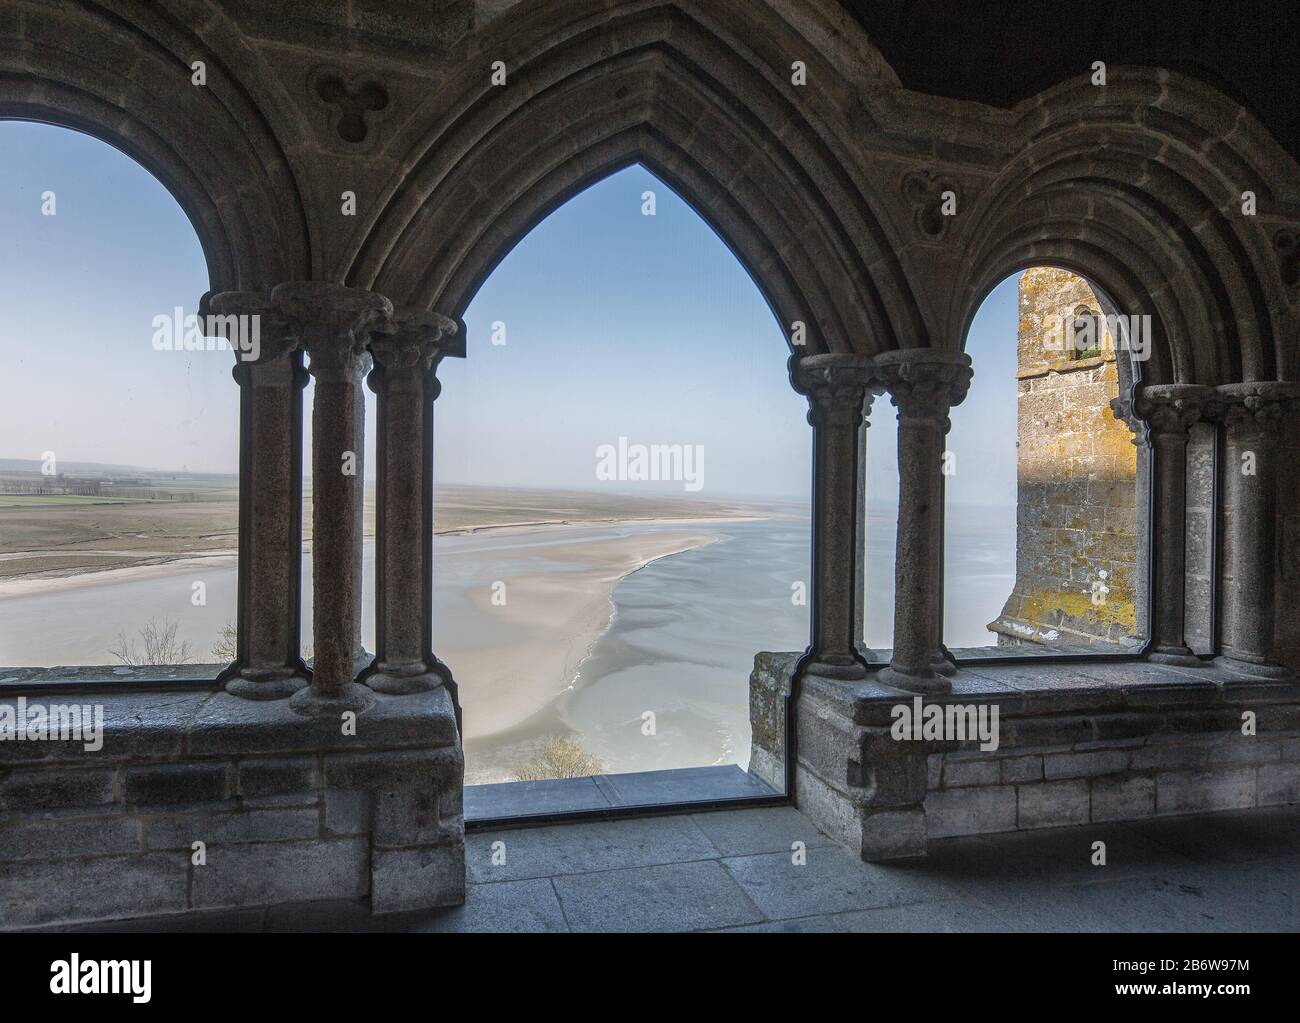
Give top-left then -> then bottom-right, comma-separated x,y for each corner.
0,505 -> 1017,780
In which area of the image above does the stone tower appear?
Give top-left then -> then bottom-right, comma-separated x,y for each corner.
988,268 -> 1141,650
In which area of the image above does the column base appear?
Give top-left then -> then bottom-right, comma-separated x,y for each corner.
352,647 -> 374,679
801,656 -> 868,681
224,668 -> 310,701
877,665 -> 953,695
931,650 -> 957,676
364,663 -> 443,696
289,682 -> 376,717
1213,655 -> 1295,681
1148,648 -> 1203,668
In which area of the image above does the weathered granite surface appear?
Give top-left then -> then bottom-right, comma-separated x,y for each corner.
753,653 -> 1300,861
0,687 -> 464,929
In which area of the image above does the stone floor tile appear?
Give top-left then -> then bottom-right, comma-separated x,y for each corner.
397,879 -> 569,933
689,805 -> 836,857
552,860 -> 764,932
722,846 -> 961,920
466,814 -> 718,883
1122,806 -> 1300,864
717,898 -> 1014,933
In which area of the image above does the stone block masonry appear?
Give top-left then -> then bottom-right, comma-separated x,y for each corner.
750,654 -> 1300,860
989,268 -> 1142,652
926,733 -> 1291,838
0,687 -> 463,930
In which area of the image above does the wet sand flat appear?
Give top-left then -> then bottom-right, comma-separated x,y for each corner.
445,528 -> 722,741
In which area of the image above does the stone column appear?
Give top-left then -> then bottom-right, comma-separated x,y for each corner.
873,349 -> 972,695
853,416 -> 871,661
274,282 -> 393,715
209,291 -> 310,700
931,444 -> 956,675
1136,384 -> 1211,666
350,351 -> 373,679
791,353 -> 873,681
1211,382 -> 1299,680
363,310 -> 461,696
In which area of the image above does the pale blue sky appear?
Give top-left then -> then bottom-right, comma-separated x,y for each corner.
0,122 -> 227,474
1,122 -> 1020,503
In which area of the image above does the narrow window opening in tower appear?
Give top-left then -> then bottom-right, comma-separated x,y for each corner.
437,164 -> 810,818
0,122 -> 236,679
945,268 -> 1147,657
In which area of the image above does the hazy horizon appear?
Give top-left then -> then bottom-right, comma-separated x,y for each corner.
2,121 -> 1020,505
0,453 -> 1015,511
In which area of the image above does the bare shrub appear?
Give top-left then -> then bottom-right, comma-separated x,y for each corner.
109,618 -> 195,666
211,619 -> 238,662
514,736 -> 604,781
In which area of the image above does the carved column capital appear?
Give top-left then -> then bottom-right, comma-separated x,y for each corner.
1207,381 -> 1300,433
790,353 -> 874,427
1135,384 -> 1214,437
872,348 -> 973,428
272,282 -> 392,381
369,309 -> 461,395
209,290 -> 300,385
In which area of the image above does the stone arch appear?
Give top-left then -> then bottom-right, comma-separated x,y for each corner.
349,0 -> 923,357
950,70 -> 1300,387
0,2 -> 320,700
0,1 -> 311,291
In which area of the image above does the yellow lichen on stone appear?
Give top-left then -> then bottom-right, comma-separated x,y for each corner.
992,268 -> 1140,650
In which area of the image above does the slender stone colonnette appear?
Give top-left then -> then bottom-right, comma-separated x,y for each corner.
1137,384 -> 1213,667
364,309 -> 462,697
271,283 -> 392,716
791,353 -> 874,682
872,349 -> 972,695
210,290 -> 310,701
1210,382 -> 1300,681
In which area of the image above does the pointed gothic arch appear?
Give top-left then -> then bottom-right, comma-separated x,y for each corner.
349,1 -> 923,358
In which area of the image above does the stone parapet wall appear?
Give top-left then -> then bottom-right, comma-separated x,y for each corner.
747,651 -> 796,791
925,724 -> 1299,838
750,653 -> 1300,860
0,686 -> 463,930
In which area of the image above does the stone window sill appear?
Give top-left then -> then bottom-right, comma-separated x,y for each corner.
0,686 -> 459,765
802,658 -> 1300,727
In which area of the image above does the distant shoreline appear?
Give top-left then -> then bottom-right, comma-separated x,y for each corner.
435,513 -> 767,536
0,514 -> 770,600
454,528 -> 727,749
